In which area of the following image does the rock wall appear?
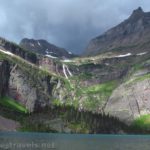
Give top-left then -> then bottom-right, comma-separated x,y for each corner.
0,60 -> 10,97
8,64 -> 68,112
9,65 -> 38,112
105,75 -> 150,124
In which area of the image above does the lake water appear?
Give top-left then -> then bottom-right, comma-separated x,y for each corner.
0,132 -> 150,150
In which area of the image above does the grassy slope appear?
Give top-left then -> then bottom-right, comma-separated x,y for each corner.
0,97 -> 28,113
63,80 -> 118,111
82,81 -> 118,110
131,115 -> 150,133
82,80 -> 117,95
128,73 -> 150,85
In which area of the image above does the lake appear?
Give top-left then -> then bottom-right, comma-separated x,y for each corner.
0,132 -> 150,150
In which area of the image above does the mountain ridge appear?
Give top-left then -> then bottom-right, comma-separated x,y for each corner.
20,38 -> 76,59
85,7 -> 150,56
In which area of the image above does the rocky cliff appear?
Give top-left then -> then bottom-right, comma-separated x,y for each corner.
105,68 -> 150,124
0,60 -> 10,97
8,65 -> 69,112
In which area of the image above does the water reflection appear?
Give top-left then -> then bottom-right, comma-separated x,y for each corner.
0,132 -> 150,150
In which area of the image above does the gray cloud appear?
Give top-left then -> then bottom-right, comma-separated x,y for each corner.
0,0 -> 149,54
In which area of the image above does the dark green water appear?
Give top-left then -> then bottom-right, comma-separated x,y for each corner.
0,132 -> 150,150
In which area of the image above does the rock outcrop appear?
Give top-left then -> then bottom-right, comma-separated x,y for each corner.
8,64 -> 69,112
0,115 -> 20,131
9,65 -> 38,112
105,70 -> 150,124
0,60 -> 10,97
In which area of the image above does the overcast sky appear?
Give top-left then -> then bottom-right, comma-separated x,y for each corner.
0,0 -> 150,54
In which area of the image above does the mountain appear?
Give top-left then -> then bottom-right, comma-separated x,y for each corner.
1,35 -> 150,133
85,7 -> 150,56
1,8 -> 150,133
20,38 -> 76,58
0,37 -> 128,133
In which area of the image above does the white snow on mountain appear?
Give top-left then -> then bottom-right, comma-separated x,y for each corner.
45,54 -> 57,59
0,49 -> 14,56
115,53 -> 132,58
136,52 -> 147,56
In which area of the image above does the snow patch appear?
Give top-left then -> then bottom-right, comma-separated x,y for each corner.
68,51 -> 72,54
105,63 -> 109,66
49,52 -> 57,54
137,52 -> 147,56
45,54 -> 57,59
0,49 -> 14,56
37,41 -> 41,46
30,43 -> 34,47
115,53 -> 132,58
45,50 -> 57,55
62,59 -> 74,63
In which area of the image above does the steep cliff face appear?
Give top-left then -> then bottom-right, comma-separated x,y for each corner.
105,67 -> 150,124
9,65 -> 38,112
85,7 -> 150,56
8,64 -> 69,112
0,60 -> 10,97
70,57 -> 131,86
38,57 -> 64,76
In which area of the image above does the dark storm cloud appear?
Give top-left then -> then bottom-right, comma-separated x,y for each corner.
0,0 -> 150,54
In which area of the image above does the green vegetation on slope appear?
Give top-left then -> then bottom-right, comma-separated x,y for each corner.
131,115 -> 150,132
81,81 -> 118,110
68,122 -> 89,133
0,96 -> 28,113
82,80 -> 117,95
132,73 -> 150,83
126,73 -> 150,85
19,105 -> 127,133
64,80 -> 117,111
59,79 -> 118,111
